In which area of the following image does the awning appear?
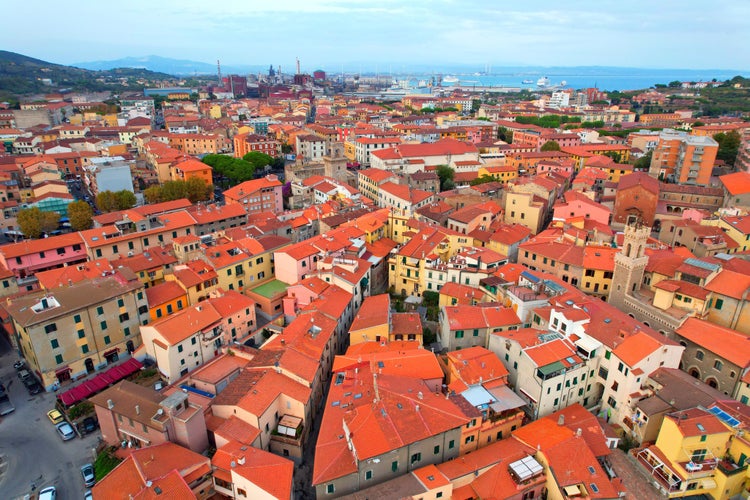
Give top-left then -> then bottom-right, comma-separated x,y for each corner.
103,348 -> 120,357
55,366 -> 71,376
57,358 -> 143,406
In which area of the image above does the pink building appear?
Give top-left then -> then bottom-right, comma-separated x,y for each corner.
552,190 -> 612,226
223,175 -> 284,215
0,232 -> 87,281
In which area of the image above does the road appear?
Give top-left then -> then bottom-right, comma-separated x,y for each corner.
0,335 -> 100,500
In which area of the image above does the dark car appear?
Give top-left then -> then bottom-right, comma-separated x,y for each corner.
81,416 -> 98,434
24,378 -> 42,395
13,360 -> 25,371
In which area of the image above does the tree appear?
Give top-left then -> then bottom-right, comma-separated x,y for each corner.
540,140 -> 561,152
144,186 -> 162,204
436,165 -> 455,191
160,180 -> 189,201
95,191 -> 118,213
713,130 -> 741,166
185,177 -> 213,203
67,201 -> 93,231
113,190 -> 136,210
17,207 -> 60,239
497,126 -> 513,142
668,80 -> 682,88
470,174 -> 497,186
634,151 -> 653,171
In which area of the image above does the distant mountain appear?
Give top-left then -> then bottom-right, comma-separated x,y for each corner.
73,55 -> 267,76
0,50 -> 176,100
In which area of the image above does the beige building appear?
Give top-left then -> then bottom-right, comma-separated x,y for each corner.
6,272 -> 148,389
504,191 -> 547,235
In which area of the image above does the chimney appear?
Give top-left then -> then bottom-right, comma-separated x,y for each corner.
135,405 -> 140,415
107,399 -> 114,410
557,414 -> 565,426
415,404 -> 420,412
576,428 -> 582,437
238,456 -> 246,465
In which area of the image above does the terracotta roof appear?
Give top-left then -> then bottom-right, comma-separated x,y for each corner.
212,440 -> 294,499
653,279 -> 710,300
676,318 -> 750,368
719,171 -> 750,196
145,281 -> 186,307
446,346 -> 508,385
704,269 -> 750,299
665,408 -> 731,437
443,304 -> 521,331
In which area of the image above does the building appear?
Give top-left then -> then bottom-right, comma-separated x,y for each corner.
233,133 -> 280,158
90,380 -> 208,453
223,175 -> 284,215
649,129 -> 719,185
612,172 -> 660,227
5,272 -> 148,389
439,304 -> 522,351
91,441 -> 213,499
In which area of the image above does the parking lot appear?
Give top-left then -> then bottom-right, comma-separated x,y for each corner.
0,335 -> 100,500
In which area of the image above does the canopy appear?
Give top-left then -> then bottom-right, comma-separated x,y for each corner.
58,358 -> 143,406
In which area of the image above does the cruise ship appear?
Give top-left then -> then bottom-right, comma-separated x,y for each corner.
442,75 -> 459,85
536,76 -> 551,87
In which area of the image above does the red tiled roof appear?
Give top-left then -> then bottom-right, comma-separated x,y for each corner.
676,318 -> 750,368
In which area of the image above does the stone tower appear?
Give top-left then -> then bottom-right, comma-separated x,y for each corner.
609,216 -> 650,310
324,142 -> 347,182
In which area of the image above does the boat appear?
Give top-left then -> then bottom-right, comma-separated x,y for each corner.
442,75 -> 459,85
522,79 -> 534,84
537,76 -> 550,87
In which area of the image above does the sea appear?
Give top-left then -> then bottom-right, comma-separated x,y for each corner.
396,67 -> 746,92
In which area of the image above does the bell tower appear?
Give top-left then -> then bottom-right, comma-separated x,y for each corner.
609,216 -> 650,309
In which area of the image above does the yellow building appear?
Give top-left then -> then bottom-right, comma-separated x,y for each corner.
348,294 -> 391,345
5,275 -> 148,389
477,164 -> 518,183
636,406 -> 749,498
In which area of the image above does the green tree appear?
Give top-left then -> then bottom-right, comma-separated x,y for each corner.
713,130 -> 741,166
668,80 -> 682,88
242,151 -> 275,170
540,140 -> 561,152
144,186 -> 162,204
281,143 -> 293,154
634,151 -> 653,171
17,207 -> 60,239
497,126 -> 513,142
95,191 -> 118,212
470,174 -> 497,186
160,180 -> 189,201
113,190 -> 136,210
185,177 -> 213,203
67,200 -> 93,231
436,165 -> 455,191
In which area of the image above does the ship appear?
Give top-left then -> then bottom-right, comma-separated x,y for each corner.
522,79 -> 534,84
536,76 -> 551,87
442,75 -> 459,85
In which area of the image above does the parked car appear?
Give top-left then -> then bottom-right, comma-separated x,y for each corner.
47,409 -> 65,425
80,463 -> 95,487
84,490 -> 92,500
13,360 -> 25,371
81,416 -> 98,434
24,378 -> 42,395
38,486 -> 56,500
17,369 -> 32,382
56,422 -> 75,441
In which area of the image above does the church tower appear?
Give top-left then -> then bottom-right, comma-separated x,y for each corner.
609,216 -> 650,310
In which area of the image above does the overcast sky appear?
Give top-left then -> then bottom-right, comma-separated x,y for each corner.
3,0 -> 748,71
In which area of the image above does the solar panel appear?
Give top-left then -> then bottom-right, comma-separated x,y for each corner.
684,258 -> 720,272
509,455 -> 544,482
708,406 -> 740,427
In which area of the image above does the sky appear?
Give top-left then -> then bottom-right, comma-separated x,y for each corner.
2,0 -> 749,71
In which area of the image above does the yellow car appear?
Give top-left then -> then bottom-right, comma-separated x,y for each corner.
47,409 -> 64,425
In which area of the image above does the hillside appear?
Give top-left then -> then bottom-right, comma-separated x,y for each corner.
0,50 -> 176,103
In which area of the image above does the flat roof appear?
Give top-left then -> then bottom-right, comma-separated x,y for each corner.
250,279 -> 288,299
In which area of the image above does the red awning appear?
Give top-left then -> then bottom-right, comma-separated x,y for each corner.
57,358 -> 143,406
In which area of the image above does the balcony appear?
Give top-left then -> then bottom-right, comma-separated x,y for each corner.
717,459 -> 747,477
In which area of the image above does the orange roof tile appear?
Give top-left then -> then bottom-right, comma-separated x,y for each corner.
213,440 -> 294,499
676,318 -> 750,368
145,281 -> 187,307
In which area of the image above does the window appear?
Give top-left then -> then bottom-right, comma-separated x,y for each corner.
714,360 -> 723,371
237,488 -> 247,497
605,350 -> 611,360
77,329 -> 85,339
391,460 -> 398,472
96,306 -> 104,315
81,344 -> 89,354
50,339 -> 59,349
473,329 -> 479,337
434,445 -> 440,454
696,350 -> 704,360
191,337 -> 197,345
119,313 -> 129,322
117,298 -> 124,307
100,321 -> 107,330
607,396 -> 617,408
327,484 -> 335,494
365,470 -> 373,480
178,345 -> 184,353
156,309 -> 163,318
455,330 -> 464,339
465,435 -> 475,444
124,327 -> 130,336
104,336 -> 111,345
73,314 -> 81,323
411,452 -> 422,464
448,439 -> 455,449
44,323 -> 57,334
55,354 -> 63,364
